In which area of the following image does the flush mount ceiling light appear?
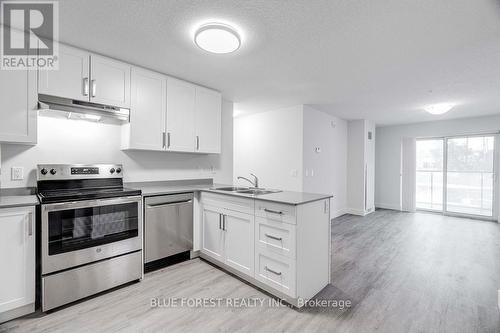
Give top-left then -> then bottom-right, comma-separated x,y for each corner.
194,23 -> 241,54
423,103 -> 455,115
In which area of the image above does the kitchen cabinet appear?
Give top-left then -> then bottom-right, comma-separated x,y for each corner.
165,78 -> 196,152
200,193 -> 255,277
38,44 -> 131,108
38,45 -> 90,102
200,192 -> 330,306
122,67 -> 166,150
223,210 -> 254,276
199,192 -> 330,307
0,29 -> 37,144
90,55 -> 131,108
194,87 -> 222,153
0,206 -> 35,322
201,204 -> 225,262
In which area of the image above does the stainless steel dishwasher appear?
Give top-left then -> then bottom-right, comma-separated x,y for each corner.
144,193 -> 193,265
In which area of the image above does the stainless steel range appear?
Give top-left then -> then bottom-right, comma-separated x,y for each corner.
37,164 -> 143,311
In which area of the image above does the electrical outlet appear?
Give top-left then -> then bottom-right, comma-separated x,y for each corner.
11,167 -> 24,180
290,169 -> 298,177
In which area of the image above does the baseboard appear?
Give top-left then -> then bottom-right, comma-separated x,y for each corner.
344,208 -> 367,216
375,202 -> 401,211
331,208 -> 347,219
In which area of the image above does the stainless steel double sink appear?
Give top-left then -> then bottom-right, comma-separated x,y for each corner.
211,186 -> 281,196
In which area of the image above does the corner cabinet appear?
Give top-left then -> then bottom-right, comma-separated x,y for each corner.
0,206 -> 36,323
122,69 -> 222,154
0,28 -> 37,144
39,44 -> 131,108
199,192 -> 331,307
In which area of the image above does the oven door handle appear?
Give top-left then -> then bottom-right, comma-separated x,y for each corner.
42,195 -> 142,212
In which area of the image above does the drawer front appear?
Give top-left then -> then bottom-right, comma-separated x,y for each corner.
255,201 -> 296,225
201,192 -> 254,215
255,250 -> 296,297
255,217 -> 295,259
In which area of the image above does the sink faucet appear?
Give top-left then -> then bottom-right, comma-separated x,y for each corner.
237,173 -> 259,188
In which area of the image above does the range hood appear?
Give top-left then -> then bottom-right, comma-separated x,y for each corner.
38,94 -> 130,122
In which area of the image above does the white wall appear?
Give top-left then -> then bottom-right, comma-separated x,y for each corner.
375,114 -> 500,212
346,120 -> 366,214
302,105 -> 348,218
0,100 -> 234,188
233,105 -> 304,191
234,105 -> 349,218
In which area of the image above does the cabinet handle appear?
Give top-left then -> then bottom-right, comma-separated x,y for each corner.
28,212 -> 33,236
167,132 -> 171,148
265,233 -> 282,241
264,266 -> 282,276
219,214 -> 222,230
83,77 -> 89,96
162,132 -> 166,148
196,136 -> 200,150
263,208 -> 283,215
222,215 -> 226,231
91,79 -> 96,97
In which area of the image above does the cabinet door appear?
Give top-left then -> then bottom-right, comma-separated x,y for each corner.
38,44 -> 90,102
166,78 -> 195,152
126,67 -> 166,150
195,87 -> 222,153
201,205 -> 224,262
0,63 -> 37,144
90,55 -> 131,108
224,210 -> 254,277
0,207 -> 35,314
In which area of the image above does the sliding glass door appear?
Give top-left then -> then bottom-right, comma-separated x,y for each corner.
416,139 -> 444,211
416,134 -> 497,219
445,135 -> 495,217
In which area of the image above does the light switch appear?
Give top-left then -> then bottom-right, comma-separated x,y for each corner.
11,167 -> 24,180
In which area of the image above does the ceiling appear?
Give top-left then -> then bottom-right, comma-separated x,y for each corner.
55,0 -> 500,125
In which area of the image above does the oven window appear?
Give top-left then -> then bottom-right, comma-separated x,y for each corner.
48,202 -> 139,255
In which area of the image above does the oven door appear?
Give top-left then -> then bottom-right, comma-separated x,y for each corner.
41,196 -> 142,275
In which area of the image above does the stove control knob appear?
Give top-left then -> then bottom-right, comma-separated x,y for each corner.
41,168 -> 48,175
116,168 -> 122,174
50,169 -> 57,175
110,168 -> 115,174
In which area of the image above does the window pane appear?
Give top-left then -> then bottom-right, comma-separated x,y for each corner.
446,136 -> 495,217
416,139 -> 444,211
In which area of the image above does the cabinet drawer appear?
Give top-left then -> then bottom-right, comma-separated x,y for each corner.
255,217 -> 295,259
255,201 -> 296,225
255,250 -> 296,298
201,192 -> 253,215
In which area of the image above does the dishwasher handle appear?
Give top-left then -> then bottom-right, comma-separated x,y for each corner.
146,199 -> 192,209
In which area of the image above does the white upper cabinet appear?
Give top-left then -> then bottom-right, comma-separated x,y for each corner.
0,28 -> 37,144
122,67 -> 166,151
195,87 -> 222,153
38,45 -> 130,108
0,207 -> 35,320
90,55 -> 131,108
166,78 -> 196,152
38,45 -> 90,102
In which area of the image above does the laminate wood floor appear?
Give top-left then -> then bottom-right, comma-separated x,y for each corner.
1,210 -> 499,333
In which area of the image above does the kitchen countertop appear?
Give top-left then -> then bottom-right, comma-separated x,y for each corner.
126,179 -> 332,205
0,188 -> 39,209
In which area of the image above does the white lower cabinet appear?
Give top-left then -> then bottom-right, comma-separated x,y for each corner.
223,210 -> 254,276
200,192 -> 330,307
201,204 -> 225,262
0,206 -> 35,322
201,198 -> 254,277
